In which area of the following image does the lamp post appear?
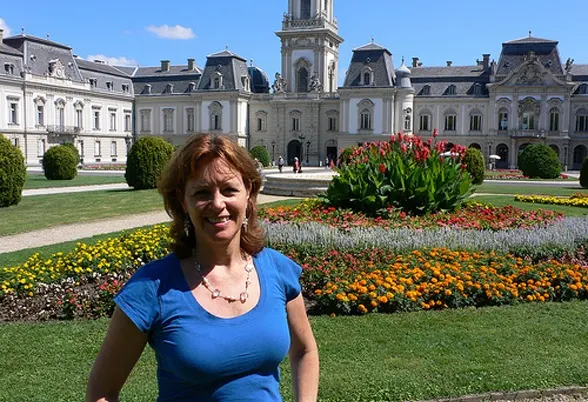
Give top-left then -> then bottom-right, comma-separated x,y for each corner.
298,133 -> 306,164
305,140 -> 311,164
271,140 -> 276,162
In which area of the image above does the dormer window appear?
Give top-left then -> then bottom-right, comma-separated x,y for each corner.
143,84 -> 152,95
472,83 -> 482,95
361,67 -> 374,86
578,84 -> 588,95
4,63 -> 14,75
164,83 -> 174,94
212,71 -> 223,89
188,82 -> 197,92
122,84 -> 129,93
421,85 -> 431,95
89,78 -> 97,88
445,85 -> 457,95
241,75 -> 250,91
106,81 -> 113,91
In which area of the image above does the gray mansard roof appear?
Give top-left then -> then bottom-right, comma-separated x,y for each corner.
76,59 -> 134,95
496,36 -> 564,76
411,64 -> 489,97
131,62 -> 203,96
343,42 -> 395,88
198,49 -> 250,91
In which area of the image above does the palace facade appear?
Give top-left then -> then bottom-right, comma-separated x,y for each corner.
2,0 -> 588,169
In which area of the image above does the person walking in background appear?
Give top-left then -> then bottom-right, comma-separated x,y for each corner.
293,157 -> 301,173
278,155 -> 284,173
86,133 -> 319,402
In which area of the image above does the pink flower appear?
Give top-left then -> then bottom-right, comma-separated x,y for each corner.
433,128 -> 438,138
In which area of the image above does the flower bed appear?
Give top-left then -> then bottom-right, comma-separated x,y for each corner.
260,200 -> 562,231
515,194 -> 588,208
2,204 -> 588,321
485,169 -> 569,180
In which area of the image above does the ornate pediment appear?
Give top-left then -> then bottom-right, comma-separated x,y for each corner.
515,64 -> 544,85
48,59 -> 65,78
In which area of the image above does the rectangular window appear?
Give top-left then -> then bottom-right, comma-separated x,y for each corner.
38,138 -> 46,155
419,114 -> 430,131
57,107 -> 65,128
257,118 -> 263,131
9,102 -> 18,124
111,141 -> 117,156
522,112 -> 535,130
76,109 -> 83,129
79,140 -> 85,158
94,140 -> 101,156
93,110 -> 101,130
498,112 -> 508,131
125,114 -> 132,132
292,117 -> 300,132
163,109 -> 174,132
141,111 -> 151,132
328,117 -> 337,131
110,111 -> 117,131
549,111 -> 559,131
360,112 -> 372,130
37,105 -> 45,126
13,138 -> 19,148
444,115 -> 456,131
470,115 -> 482,131
576,115 -> 588,132
212,114 -> 221,130
186,108 -> 195,132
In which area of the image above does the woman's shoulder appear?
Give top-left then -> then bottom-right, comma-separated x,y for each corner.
131,253 -> 180,282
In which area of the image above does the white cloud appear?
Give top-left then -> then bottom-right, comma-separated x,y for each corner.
0,18 -> 12,37
146,24 -> 195,40
86,54 -> 138,67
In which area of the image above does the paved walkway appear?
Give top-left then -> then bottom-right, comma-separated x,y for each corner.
0,191 -> 295,254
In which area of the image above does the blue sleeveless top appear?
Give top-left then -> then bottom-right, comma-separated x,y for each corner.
114,247 -> 302,401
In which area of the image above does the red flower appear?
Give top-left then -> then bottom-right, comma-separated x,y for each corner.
379,163 -> 386,174
433,128 -> 438,138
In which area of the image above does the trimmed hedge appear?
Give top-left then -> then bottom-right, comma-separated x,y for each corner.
580,157 -> 588,189
463,147 -> 485,185
125,137 -> 175,190
62,142 -> 81,165
0,134 -> 27,207
249,145 -> 271,167
518,143 -> 561,179
42,144 -> 78,180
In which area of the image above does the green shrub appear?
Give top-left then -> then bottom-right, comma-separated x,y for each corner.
42,145 -> 78,180
0,134 -> 26,208
518,143 -> 561,179
463,147 -> 485,185
62,142 -> 80,165
125,137 -> 174,190
323,132 -> 473,216
249,145 -> 271,167
580,157 -> 588,189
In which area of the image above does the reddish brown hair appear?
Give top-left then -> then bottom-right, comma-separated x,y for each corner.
158,134 -> 266,258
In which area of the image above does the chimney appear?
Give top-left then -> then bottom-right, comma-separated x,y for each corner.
412,57 -> 419,68
187,58 -> 195,71
482,54 -> 490,70
446,61 -> 452,67
0,29 -> 3,42
161,60 -> 170,72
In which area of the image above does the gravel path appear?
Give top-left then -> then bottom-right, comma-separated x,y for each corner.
0,192 -> 294,254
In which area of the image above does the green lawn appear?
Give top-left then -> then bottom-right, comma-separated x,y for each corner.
0,301 -> 586,402
472,195 -> 588,216
24,173 -> 126,189
0,189 -> 164,236
475,182 -> 586,196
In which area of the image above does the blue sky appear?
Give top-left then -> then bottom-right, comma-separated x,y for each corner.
2,0 -> 588,85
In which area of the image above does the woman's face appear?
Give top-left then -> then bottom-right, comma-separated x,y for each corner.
182,157 -> 250,248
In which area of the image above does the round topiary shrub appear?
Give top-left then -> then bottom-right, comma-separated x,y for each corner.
249,145 -> 271,167
43,144 -> 78,180
0,134 -> 27,208
125,137 -> 175,190
580,157 -> 588,189
62,142 -> 81,165
518,143 -> 561,179
463,147 -> 485,185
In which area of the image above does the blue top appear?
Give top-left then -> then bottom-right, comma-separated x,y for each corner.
114,247 -> 302,402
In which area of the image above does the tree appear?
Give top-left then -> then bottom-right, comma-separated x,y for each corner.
43,144 -> 78,180
0,134 -> 27,207
125,137 -> 175,189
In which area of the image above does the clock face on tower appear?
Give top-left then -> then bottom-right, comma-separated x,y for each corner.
49,59 -> 66,78
55,67 -> 64,77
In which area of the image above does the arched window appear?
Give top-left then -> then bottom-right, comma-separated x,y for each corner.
498,107 -> 509,131
472,83 -> 483,95
575,108 -> 588,132
357,99 -> 374,131
404,115 -> 412,131
297,68 -> 309,93
469,108 -> 483,131
212,71 -> 223,90
421,85 -> 431,95
577,84 -> 588,95
549,107 -> 560,131
444,108 -> 457,131
208,101 -> 223,131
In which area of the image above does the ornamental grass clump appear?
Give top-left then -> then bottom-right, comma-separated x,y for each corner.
324,131 -> 473,216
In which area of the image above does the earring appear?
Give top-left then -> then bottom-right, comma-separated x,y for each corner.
184,214 -> 192,237
242,217 -> 249,230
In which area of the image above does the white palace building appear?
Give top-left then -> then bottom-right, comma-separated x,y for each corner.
1,0 -> 588,169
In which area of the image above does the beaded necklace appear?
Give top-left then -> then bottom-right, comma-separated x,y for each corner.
194,257 -> 253,303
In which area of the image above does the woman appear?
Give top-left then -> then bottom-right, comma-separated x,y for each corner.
86,134 -> 319,402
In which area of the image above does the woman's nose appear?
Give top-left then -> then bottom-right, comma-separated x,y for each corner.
210,191 -> 226,209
